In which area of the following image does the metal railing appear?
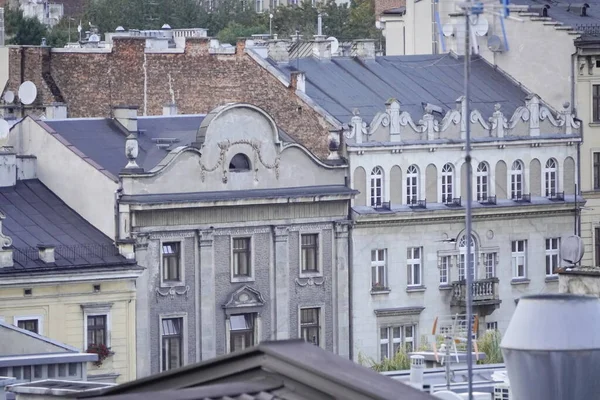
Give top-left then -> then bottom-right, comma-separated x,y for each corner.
13,244 -> 120,264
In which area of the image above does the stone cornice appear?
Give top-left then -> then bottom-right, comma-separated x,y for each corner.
374,306 -> 425,317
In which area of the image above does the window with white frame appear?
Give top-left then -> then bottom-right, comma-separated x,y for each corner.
476,162 -> 489,201
82,303 -> 112,350
486,321 -> 498,331
16,318 -> 39,334
545,238 -> 560,276
441,163 -> 454,203
510,160 -> 524,200
458,235 -> 476,281
439,255 -> 451,285
162,242 -> 181,283
301,234 -> 319,273
544,158 -> 558,197
484,252 -> 497,279
407,247 -> 422,286
379,325 -> 416,361
511,240 -> 527,279
370,166 -> 384,207
232,238 -> 252,278
255,0 -> 263,12
406,165 -> 419,204
161,317 -> 183,372
300,308 -> 321,346
371,249 -> 387,290
229,313 -> 256,352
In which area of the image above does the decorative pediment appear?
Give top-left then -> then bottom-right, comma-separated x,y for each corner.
223,285 -> 265,310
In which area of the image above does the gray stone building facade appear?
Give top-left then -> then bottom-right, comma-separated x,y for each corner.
115,103 -> 354,376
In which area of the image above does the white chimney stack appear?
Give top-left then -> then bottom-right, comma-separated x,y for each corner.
113,105 -> 138,133
409,355 -> 425,390
37,244 -> 55,263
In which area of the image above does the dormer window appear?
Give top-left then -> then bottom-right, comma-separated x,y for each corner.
229,153 -> 251,171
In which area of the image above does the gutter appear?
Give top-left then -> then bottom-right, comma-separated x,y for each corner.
115,182 -> 123,242
347,202 -> 354,360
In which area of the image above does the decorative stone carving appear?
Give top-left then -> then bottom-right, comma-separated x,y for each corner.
223,285 -> 265,309
419,105 -> 438,141
387,99 -> 401,136
470,109 -> 490,130
489,104 -> 508,138
0,213 -> 13,248
295,276 -> 327,287
156,285 -> 190,300
327,130 -> 341,160
345,108 -> 368,144
558,102 -> 581,135
458,96 -> 467,139
125,133 -> 140,169
439,106 -> 461,133
526,94 -> 540,137
507,105 -> 530,132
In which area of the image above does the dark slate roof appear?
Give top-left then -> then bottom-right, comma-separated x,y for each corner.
383,6 -> 406,14
87,339 -> 435,400
1,180 -> 133,273
270,54 -> 529,124
120,185 -> 358,204
44,115 -> 206,177
512,0 -> 600,33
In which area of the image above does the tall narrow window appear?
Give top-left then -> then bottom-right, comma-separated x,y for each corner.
255,0 -> 263,12
545,238 -> 560,276
162,242 -> 181,282
510,160 -> 524,200
371,249 -> 387,290
441,163 -> 454,204
439,256 -> 451,285
594,153 -> 600,190
476,162 -> 489,201
370,166 -> 384,207
511,240 -> 527,279
407,247 -> 422,286
594,84 -> 600,122
406,165 -> 419,204
484,253 -> 497,279
87,315 -> 107,346
161,318 -> 183,371
230,314 -> 255,352
300,308 -> 321,346
596,227 -> 600,267
232,238 -> 251,278
544,158 -> 558,197
379,325 -> 416,361
458,235 -> 476,281
301,234 -> 319,273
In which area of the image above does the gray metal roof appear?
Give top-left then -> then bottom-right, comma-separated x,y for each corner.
44,115 -> 206,177
512,0 -> 600,34
270,54 -> 529,124
1,180 -> 133,273
120,185 -> 357,205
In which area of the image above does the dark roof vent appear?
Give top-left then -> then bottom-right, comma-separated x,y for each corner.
561,3 -> 589,16
529,4 -> 550,17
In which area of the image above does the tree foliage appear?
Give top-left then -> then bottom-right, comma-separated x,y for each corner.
5,8 -> 47,45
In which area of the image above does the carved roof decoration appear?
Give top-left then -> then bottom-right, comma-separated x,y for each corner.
344,95 -> 580,146
223,285 -> 266,309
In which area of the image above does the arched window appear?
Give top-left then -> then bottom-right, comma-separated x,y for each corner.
406,165 -> 419,205
370,166 -> 384,207
476,162 -> 489,201
229,153 -> 251,171
441,163 -> 454,204
458,235 -> 477,281
510,160 -> 524,200
544,158 -> 558,197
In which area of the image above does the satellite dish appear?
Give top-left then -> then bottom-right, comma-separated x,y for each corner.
327,36 -> 339,55
3,91 -> 14,104
0,119 -> 10,140
442,24 -> 454,37
561,235 -> 584,265
18,81 -> 37,105
474,16 -> 489,36
487,35 -> 503,52
433,391 -> 463,400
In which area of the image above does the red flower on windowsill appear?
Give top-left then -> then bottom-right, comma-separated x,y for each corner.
86,343 -> 112,367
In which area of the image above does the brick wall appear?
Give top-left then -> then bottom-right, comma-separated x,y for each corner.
375,0 -> 406,17
5,38 -> 332,158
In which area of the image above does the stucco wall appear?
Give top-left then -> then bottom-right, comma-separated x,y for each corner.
0,47 -> 8,93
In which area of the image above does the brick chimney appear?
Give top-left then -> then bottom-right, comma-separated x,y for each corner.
37,244 -> 55,263
312,36 -> 331,60
353,39 -> 376,59
268,39 -> 290,63
113,105 -> 138,132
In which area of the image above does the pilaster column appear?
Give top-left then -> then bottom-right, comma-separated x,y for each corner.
335,221 -> 351,359
133,233 -> 151,378
274,226 -> 290,339
199,229 -> 216,360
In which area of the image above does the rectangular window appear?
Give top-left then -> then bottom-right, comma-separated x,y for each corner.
301,234 -> 319,273
162,242 -> 181,282
486,321 -> 498,331
68,363 -> 78,376
23,366 -> 31,380
58,364 -> 66,377
33,365 -> 42,379
371,249 -> 387,289
484,253 -> 497,279
255,0 -> 263,12
439,256 -> 450,285
545,238 -> 560,276
300,308 -> 320,346
161,317 -> 183,372
594,84 -> 600,122
87,315 -> 107,347
407,247 -> 422,286
232,238 -> 252,277
230,314 -> 255,352
511,240 -> 527,279
47,365 -> 55,378
594,153 -> 600,190
17,319 -> 39,334
379,325 -> 416,361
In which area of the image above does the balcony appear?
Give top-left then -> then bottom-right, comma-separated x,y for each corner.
478,195 -> 496,205
450,277 -> 501,316
408,198 -> 427,209
548,191 -> 565,201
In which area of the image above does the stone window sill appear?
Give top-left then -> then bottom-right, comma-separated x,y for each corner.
299,272 -> 323,279
370,288 -> 391,295
406,285 -> 426,293
545,275 -> 559,282
439,284 -> 452,291
511,278 -> 531,286
231,276 -> 255,283
160,281 -> 185,288
589,122 -> 600,127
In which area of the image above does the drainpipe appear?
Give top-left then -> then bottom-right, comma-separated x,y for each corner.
577,120 -> 583,238
114,184 -> 123,242
571,51 -> 577,115
347,191 -> 354,360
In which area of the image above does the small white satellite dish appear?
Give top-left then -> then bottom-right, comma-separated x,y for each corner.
474,16 -> 489,36
327,36 -> 339,55
3,91 -> 14,104
433,391 -> 463,400
487,35 -> 503,52
442,24 -> 454,37
561,235 -> 585,265
0,119 -> 10,140
18,81 -> 37,105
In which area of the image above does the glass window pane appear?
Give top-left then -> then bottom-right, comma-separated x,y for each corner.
68,363 -> 77,376
230,315 -> 248,331
380,328 -> 388,339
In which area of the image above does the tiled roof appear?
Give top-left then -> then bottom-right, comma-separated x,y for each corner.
1,180 -> 133,273
270,54 -> 529,124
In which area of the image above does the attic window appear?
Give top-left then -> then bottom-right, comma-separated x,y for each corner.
229,153 -> 251,172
